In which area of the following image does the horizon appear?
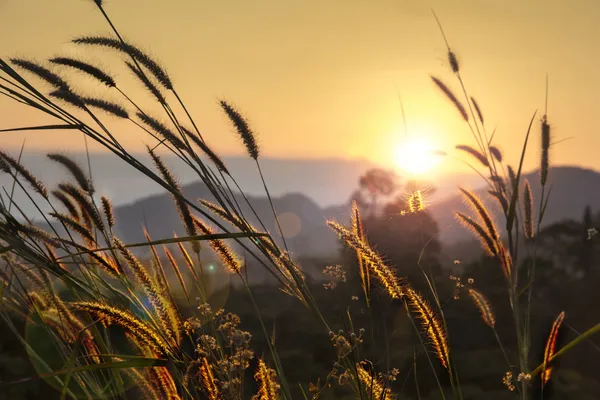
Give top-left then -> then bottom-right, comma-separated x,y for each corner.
1,0 -> 598,176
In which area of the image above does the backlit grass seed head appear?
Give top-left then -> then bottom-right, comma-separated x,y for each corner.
52,190 -> 80,220
456,145 -> 489,167
507,165 -> 518,191
542,311 -> 565,386
431,76 -> 468,122
50,89 -> 86,109
182,127 -> 229,174
467,288 -> 495,328
83,97 -> 129,119
47,153 -> 94,194
49,211 -> 96,243
199,199 -> 245,229
147,147 -> 199,253
10,59 -> 70,91
408,190 -> 425,213
497,244 -> 512,280
58,183 -> 104,230
327,220 -> 404,299
541,115 -> 551,186
113,237 -> 181,345
448,50 -> 460,73
219,100 -> 259,159
101,196 -> 115,228
489,146 -> 503,163
459,187 -> 499,243
0,151 -> 48,198
72,36 -> 173,90
523,180 -> 534,239
87,249 -> 122,277
405,285 -> 450,369
126,62 -> 165,103
253,359 -> 280,400
351,201 -> 370,299
488,190 -> 508,215
471,96 -> 484,125
72,301 -> 170,356
138,112 -> 185,150
48,57 -> 115,88
356,364 -> 393,400
193,218 -> 241,274
456,213 -> 498,256
199,357 -> 220,400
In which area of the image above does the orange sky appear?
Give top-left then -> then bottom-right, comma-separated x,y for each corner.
0,0 -> 598,174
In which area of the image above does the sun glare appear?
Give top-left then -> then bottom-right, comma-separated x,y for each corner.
394,136 -> 441,175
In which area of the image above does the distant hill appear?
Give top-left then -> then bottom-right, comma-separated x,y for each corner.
106,166 -> 600,264
428,166 -> 600,246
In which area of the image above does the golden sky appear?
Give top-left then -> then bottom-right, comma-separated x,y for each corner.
0,0 -> 598,174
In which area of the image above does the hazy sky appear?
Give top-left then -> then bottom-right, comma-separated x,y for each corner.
1,0 -> 599,175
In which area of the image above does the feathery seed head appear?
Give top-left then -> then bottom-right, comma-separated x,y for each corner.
541,115 -> 551,186
405,286 -> 450,369
182,127 -> 229,174
467,288 -> 495,328
456,212 -> 498,256
72,36 -> 172,89
47,153 -> 94,193
489,146 -> 503,163
431,76 -> 468,122
356,363 -> 394,400
10,59 -> 70,91
456,145 -> 489,167
49,57 -> 115,87
72,301 -> 170,356
219,100 -> 259,159
0,151 -> 48,198
58,183 -> 103,230
193,218 -> 241,274
471,96 -> 484,125
101,196 -> 115,228
542,311 -> 565,386
51,190 -> 80,220
253,359 -> 280,400
408,190 -> 425,213
83,97 -> 128,118
50,89 -> 85,109
327,220 -> 404,299
138,112 -> 185,150
459,187 -> 499,242
147,147 -> 199,253
125,62 -> 165,103
523,180 -> 534,239
448,50 -> 460,73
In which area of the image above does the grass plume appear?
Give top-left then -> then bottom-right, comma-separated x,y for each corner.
467,288 -> 495,328
523,180 -> 534,239
72,36 -> 172,90
49,57 -> 115,88
219,100 -> 259,159
47,153 -> 94,194
431,76 -> 468,122
455,145 -> 489,167
327,220 -> 404,299
541,311 -> 565,386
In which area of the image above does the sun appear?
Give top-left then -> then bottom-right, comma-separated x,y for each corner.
394,136 -> 441,175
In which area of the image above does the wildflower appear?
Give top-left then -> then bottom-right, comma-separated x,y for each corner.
587,227 -> 598,240
322,265 -> 346,290
454,259 -> 461,265
503,371 -> 515,391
